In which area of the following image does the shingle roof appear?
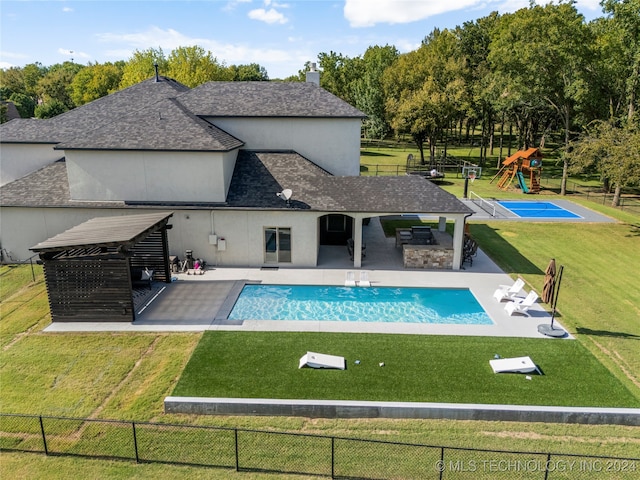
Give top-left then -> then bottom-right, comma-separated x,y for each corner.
227,151 -> 473,214
0,118 -> 62,143
178,82 -> 366,118
1,154 -> 473,215
1,79 -> 364,151
0,76 -> 190,144
0,160 -> 126,208
55,98 -> 244,152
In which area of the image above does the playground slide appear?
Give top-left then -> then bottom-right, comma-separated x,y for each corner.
516,171 -> 529,193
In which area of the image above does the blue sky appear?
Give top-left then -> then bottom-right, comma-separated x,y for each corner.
1,0 -> 604,79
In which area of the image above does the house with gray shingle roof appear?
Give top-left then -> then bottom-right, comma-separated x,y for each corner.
0,74 -> 473,269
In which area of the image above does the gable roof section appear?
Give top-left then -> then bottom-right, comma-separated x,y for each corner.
503,147 -> 542,165
0,76 -> 190,144
55,98 -> 244,152
0,118 -> 65,144
178,82 -> 366,118
227,151 -> 473,214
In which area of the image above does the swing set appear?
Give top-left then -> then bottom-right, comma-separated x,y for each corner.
492,147 -> 542,194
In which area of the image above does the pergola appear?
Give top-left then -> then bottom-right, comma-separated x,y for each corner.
31,212 -> 173,322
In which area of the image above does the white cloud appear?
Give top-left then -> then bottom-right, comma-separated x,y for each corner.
0,51 -> 28,68
575,0 -> 602,13
95,26 -> 305,77
223,0 -> 252,12
62,7 -> 73,13
248,7 -> 289,24
344,0 -> 481,27
344,0 -> 603,27
58,48 -> 90,60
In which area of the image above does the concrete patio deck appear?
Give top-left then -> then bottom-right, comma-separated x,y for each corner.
45,217 -> 569,339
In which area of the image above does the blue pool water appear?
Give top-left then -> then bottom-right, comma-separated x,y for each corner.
228,285 -> 493,325
498,201 -> 581,219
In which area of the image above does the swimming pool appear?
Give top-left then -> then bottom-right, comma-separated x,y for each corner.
498,201 -> 581,219
228,285 -> 493,325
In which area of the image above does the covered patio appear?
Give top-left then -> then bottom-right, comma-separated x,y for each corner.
31,212 -> 174,322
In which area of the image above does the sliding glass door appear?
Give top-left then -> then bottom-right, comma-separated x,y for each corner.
264,227 -> 291,263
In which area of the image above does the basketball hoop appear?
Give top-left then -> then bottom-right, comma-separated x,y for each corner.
468,171 -> 476,183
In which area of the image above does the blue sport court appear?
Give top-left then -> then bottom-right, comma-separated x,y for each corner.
498,201 -> 582,219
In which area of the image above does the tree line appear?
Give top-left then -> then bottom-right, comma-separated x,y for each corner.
0,45 -> 269,120
1,1 -> 638,204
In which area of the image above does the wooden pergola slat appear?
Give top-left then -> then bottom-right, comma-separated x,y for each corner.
30,212 -> 174,323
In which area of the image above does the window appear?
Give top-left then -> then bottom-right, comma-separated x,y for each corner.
264,227 -> 291,263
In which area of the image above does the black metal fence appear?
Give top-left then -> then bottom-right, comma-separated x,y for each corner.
539,177 -> 640,213
2,413 -> 638,479
360,164 -> 640,214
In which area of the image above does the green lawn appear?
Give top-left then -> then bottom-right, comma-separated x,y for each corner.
1,263 -> 640,474
1,153 -> 640,476
173,331 -> 639,407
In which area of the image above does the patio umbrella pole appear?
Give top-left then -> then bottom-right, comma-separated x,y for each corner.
538,264 -> 566,337
550,265 -> 564,328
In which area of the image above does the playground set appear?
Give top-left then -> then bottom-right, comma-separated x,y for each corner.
492,147 -> 542,194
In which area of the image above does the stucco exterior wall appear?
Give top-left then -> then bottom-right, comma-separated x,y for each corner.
167,209 -> 320,267
65,150 -> 238,203
206,117 -> 361,176
0,143 -> 62,186
1,206 -> 321,267
0,207 -> 144,261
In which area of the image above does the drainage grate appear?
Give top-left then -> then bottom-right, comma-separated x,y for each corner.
260,266 -> 279,271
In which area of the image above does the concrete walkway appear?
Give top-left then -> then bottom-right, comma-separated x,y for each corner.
45,217 -> 569,339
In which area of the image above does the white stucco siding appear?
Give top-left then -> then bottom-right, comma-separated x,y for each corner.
221,149 -> 238,194
0,207 -> 144,261
66,150 -> 237,203
0,143 -> 62,186
167,209 -> 320,267
1,206 -> 320,267
206,117 -> 361,176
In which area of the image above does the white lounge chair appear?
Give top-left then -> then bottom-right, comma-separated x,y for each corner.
504,291 -> 539,316
345,271 -> 356,287
493,278 -> 525,302
359,271 -> 371,287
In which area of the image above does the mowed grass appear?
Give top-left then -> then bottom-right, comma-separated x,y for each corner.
173,331 -> 639,407
2,258 -> 640,477
469,220 -> 640,396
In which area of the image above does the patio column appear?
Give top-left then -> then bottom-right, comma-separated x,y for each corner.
452,216 -> 464,270
353,216 -> 363,268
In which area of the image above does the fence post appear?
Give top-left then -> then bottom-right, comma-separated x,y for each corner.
39,416 -> 48,455
543,453 -> 552,480
331,437 -> 335,479
439,447 -> 445,480
132,422 -> 139,463
29,257 -> 36,282
234,428 -> 239,472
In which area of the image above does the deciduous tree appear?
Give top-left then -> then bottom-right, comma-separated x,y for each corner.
167,46 -> 232,86
568,120 -> 640,205
119,48 -> 168,88
489,3 -> 593,195
70,62 -> 123,106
